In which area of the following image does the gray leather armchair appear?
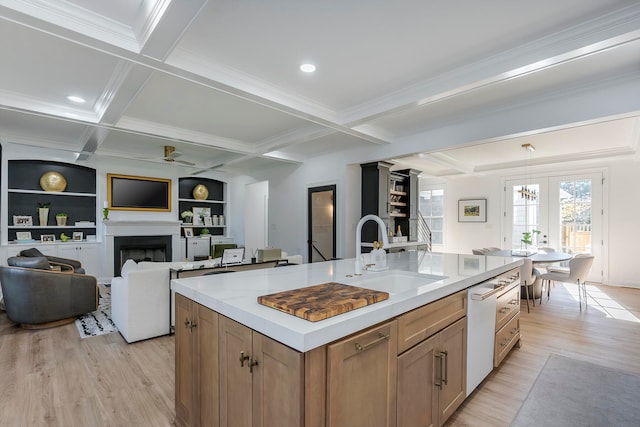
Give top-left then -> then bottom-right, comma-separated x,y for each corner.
18,247 -> 86,274
0,256 -> 97,328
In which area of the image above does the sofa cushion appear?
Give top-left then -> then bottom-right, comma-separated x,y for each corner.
120,259 -> 138,278
7,256 -> 51,270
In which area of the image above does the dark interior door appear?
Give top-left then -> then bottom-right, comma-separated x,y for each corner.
308,185 -> 336,262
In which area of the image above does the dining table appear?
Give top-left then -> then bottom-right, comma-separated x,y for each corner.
485,249 -> 573,264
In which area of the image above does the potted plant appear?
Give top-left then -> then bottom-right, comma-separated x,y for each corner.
201,228 -> 210,236
55,212 -> 68,226
181,210 -> 194,224
521,230 -> 541,252
37,202 -> 50,226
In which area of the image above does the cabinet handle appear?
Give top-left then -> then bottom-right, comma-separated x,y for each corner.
441,350 -> 448,385
500,337 -> 511,347
184,319 -> 197,331
499,307 -> 511,313
434,352 -> 444,389
249,358 -> 259,374
239,351 -> 250,367
509,299 -> 519,305
354,332 -> 389,352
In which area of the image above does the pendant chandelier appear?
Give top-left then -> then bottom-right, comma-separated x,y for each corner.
518,143 -> 537,201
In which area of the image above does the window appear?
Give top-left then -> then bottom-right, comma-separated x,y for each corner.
419,187 -> 444,245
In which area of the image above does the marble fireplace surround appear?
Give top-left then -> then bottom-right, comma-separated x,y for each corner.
104,220 -> 182,277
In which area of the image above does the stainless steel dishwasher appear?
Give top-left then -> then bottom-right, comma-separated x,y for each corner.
466,267 -> 520,396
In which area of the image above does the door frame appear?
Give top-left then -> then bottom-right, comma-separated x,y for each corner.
307,185 -> 336,262
501,168 -> 609,283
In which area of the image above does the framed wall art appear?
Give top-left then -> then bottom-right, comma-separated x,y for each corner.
458,199 -> 487,222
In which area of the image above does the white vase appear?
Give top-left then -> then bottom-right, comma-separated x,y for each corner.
38,207 -> 49,226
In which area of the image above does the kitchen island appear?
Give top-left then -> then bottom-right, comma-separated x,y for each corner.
171,251 -> 522,427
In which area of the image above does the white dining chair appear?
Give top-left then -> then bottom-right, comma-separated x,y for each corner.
539,254 -> 594,311
521,258 -> 541,313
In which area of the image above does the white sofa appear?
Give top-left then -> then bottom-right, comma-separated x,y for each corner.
111,260 -> 187,343
110,253 -> 303,343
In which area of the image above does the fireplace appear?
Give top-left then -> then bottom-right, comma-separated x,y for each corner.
114,235 -> 172,277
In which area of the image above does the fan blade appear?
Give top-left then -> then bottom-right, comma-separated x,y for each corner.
175,159 -> 196,166
190,163 -> 224,175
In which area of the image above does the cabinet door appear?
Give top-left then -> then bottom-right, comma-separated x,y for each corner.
252,333 -> 304,427
175,296 -> 220,427
175,294 -> 196,427
378,166 -> 391,218
57,244 -> 98,276
327,320 -> 398,427
196,303 -> 219,427
219,316 -> 253,427
438,317 -> 467,425
397,334 -> 439,427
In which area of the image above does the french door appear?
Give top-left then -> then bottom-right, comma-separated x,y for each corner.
504,172 -> 603,283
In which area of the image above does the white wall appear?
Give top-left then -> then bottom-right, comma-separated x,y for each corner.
421,158 -> 640,288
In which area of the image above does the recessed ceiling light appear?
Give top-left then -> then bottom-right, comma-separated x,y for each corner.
66,95 -> 85,103
300,63 -> 316,73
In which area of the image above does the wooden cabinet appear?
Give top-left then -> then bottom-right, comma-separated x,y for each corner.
178,177 -> 226,238
219,315 -> 304,427
397,291 -> 467,427
175,291 -> 468,427
494,284 -> 521,367
175,294 -> 219,427
326,320 -> 398,427
5,160 -> 97,244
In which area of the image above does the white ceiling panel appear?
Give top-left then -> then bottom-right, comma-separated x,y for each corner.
1,1 -> 639,176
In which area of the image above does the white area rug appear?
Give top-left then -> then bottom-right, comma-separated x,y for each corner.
75,287 -> 118,339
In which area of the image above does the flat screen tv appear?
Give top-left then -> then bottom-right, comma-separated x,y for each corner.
108,173 -> 171,212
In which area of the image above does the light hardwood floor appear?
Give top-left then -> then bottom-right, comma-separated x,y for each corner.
1,283 -> 638,426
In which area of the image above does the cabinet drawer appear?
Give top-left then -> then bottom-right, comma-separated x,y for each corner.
494,313 -> 520,367
496,286 -> 520,331
397,290 -> 466,354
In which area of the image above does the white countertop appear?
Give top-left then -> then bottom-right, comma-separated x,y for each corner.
171,251 -> 522,352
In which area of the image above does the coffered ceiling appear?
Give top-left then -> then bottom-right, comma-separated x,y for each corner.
0,0 -> 639,175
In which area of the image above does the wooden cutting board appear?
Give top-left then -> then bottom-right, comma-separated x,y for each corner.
257,282 -> 389,322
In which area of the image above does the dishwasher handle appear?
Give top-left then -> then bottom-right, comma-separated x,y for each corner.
471,285 -> 504,301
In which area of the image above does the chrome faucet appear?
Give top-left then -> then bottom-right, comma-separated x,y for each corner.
355,214 -> 390,274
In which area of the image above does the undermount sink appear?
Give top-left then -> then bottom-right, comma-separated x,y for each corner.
344,270 -> 446,295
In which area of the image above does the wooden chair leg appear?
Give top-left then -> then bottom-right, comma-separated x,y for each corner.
524,284 -> 530,313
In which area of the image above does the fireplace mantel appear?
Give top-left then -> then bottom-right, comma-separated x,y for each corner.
104,220 -> 183,277
104,220 -> 182,236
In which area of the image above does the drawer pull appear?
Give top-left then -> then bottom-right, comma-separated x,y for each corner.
509,299 -> 519,305
499,307 -> 511,313
355,332 -> 389,352
500,337 -> 511,347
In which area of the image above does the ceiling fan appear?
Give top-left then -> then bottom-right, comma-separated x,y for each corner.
156,145 -> 195,166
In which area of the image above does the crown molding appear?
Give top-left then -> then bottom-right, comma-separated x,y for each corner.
1,0 -> 140,51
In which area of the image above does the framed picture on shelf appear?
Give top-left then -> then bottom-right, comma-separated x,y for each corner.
41,234 -> 56,243
13,215 -> 33,226
204,216 -> 213,226
183,227 -> 194,238
458,198 -> 487,222
192,207 -> 211,226
73,231 -> 83,241
16,231 -> 32,241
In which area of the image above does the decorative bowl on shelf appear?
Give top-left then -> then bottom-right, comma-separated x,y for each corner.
192,184 -> 209,200
39,171 -> 67,192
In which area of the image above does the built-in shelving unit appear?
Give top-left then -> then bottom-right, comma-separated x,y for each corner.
178,177 -> 226,238
6,160 -> 97,243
